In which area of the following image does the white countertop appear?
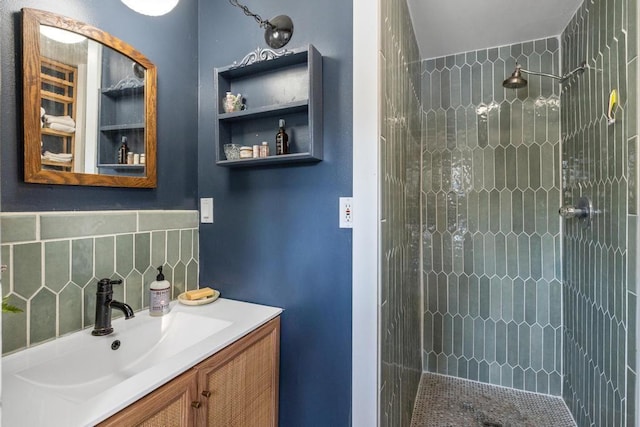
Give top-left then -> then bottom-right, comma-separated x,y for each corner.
2,298 -> 282,427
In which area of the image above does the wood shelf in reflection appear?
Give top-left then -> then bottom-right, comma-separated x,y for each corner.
98,163 -> 145,169
41,127 -> 74,137
41,159 -> 72,168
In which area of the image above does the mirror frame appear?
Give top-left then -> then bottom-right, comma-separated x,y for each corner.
22,8 -> 157,188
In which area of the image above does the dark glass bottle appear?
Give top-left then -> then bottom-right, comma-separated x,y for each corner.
118,136 -> 129,164
275,119 -> 289,155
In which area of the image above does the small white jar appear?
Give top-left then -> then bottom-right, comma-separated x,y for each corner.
260,141 -> 269,157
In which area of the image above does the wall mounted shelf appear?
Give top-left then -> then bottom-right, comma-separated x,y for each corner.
217,152 -> 319,168
218,100 -> 308,122
214,45 -> 323,168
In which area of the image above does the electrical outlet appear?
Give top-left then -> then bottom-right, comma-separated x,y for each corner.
339,197 -> 353,228
200,198 -> 214,223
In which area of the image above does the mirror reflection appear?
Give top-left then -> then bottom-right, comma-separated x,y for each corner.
39,26 -> 146,176
23,8 -> 157,188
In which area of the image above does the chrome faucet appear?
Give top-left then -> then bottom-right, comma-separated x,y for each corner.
92,278 -> 134,336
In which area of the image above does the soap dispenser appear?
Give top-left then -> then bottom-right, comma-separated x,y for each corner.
149,266 -> 171,316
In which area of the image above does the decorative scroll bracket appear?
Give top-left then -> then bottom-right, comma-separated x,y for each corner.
231,47 -> 292,69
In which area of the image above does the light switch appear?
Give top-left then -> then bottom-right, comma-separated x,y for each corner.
200,198 -> 214,223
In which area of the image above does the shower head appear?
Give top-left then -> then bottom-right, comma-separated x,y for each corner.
503,61 -> 588,90
502,66 -> 527,89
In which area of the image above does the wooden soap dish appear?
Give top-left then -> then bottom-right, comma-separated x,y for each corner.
178,289 -> 220,306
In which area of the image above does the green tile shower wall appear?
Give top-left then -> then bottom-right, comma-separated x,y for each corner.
421,38 -> 563,395
561,0 -> 638,425
379,0 -> 423,425
1,210 -> 199,355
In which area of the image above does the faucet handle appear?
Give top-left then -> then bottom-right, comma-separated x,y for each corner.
96,278 -> 123,292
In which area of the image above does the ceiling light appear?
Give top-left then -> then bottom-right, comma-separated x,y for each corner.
121,0 -> 180,17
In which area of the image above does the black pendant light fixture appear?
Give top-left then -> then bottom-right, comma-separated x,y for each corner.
228,0 -> 294,49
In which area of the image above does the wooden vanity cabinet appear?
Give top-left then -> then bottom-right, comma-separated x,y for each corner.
98,317 -> 280,427
196,316 -> 280,426
99,369 -> 198,427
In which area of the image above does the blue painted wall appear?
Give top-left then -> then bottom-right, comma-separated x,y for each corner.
197,1 -> 353,426
1,0 -> 199,211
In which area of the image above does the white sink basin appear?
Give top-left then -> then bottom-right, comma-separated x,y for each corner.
3,298 -> 282,427
16,311 -> 231,403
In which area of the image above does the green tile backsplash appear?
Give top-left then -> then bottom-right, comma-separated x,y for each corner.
0,215 -> 37,243
1,210 -> 199,354
421,37 -> 563,395
40,211 -> 138,240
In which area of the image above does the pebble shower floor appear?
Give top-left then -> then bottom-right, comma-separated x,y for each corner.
410,373 -> 576,427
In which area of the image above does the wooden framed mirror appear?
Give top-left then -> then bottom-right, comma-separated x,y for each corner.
22,8 -> 157,188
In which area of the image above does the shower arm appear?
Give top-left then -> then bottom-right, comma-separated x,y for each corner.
518,61 -> 587,83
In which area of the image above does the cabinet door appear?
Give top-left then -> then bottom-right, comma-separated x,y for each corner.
197,317 -> 280,427
98,369 -> 198,427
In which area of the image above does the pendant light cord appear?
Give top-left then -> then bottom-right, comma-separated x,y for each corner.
228,0 -> 274,30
